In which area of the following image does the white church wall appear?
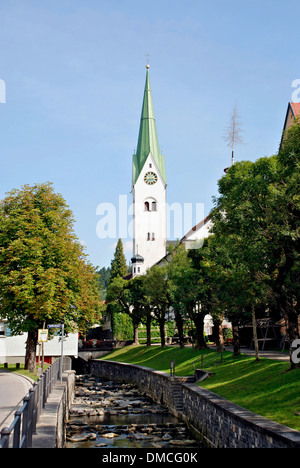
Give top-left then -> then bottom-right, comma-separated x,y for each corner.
133,153 -> 167,272
180,216 -> 213,250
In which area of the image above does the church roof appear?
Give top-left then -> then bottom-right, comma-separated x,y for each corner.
132,67 -> 166,185
280,102 -> 300,149
131,253 -> 144,264
291,102 -> 300,117
180,214 -> 212,243
282,102 -> 300,132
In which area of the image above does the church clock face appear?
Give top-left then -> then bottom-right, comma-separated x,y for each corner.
144,171 -> 158,185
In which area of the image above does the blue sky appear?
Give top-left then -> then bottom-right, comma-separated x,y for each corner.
0,0 -> 299,268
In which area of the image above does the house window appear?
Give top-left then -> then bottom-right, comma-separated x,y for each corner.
152,201 -> 157,211
152,232 -> 155,241
138,267 -> 140,273
144,201 -> 150,211
147,232 -> 150,241
149,163 -> 152,168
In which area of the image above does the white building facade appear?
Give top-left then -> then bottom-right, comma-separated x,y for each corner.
0,320 -> 78,365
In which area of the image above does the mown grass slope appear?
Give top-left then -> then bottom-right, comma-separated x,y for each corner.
99,345 -> 300,431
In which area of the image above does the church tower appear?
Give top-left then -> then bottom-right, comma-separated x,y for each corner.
131,65 -> 167,277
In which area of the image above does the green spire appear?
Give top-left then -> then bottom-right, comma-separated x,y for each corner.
132,67 -> 166,185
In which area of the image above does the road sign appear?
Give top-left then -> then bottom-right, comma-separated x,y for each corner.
46,323 -> 64,381
38,329 -> 48,343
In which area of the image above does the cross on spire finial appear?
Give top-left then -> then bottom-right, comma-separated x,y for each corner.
145,54 -> 150,69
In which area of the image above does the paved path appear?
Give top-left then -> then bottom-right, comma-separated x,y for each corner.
0,371 -> 33,431
223,346 -> 290,362
172,342 -> 291,362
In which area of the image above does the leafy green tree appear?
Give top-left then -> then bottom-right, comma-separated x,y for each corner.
106,275 -> 146,344
187,241 -> 217,350
268,121 -> 300,365
127,275 -> 149,344
167,241 -> 220,350
211,158 -> 276,360
143,265 -> 170,348
106,276 -> 129,333
0,183 -> 103,372
206,235 -> 252,356
210,140 -> 299,364
190,236 -> 231,352
167,245 -> 190,348
97,266 -> 111,299
110,239 -> 128,282
167,244 -> 207,348
106,239 -> 128,336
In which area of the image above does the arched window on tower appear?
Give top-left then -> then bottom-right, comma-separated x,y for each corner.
144,198 -> 157,212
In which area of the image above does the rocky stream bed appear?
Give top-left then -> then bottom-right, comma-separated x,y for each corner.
66,375 -> 203,449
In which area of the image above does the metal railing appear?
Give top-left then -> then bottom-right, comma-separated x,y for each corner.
0,357 -> 71,448
192,351 -> 223,370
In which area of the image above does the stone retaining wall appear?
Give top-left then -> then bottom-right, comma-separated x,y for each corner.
90,359 -> 300,448
90,360 -> 182,417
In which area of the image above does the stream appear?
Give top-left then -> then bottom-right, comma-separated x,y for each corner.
66,374 -> 203,449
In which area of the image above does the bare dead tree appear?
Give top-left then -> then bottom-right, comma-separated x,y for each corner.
223,103 -> 244,166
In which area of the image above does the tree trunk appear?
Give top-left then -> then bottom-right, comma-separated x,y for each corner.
232,321 -> 241,357
174,309 -> 185,349
251,305 -> 260,361
213,316 -> 224,352
193,313 -> 207,349
133,322 -> 139,345
146,311 -> 152,347
25,330 -> 38,372
158,315 -> 166,348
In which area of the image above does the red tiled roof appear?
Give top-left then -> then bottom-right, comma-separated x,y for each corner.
280,102 -> 300,149
291,102 -> 300,117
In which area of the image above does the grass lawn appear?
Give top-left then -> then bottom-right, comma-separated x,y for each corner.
99,344 -> 300,431
0,363 -> 49,382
